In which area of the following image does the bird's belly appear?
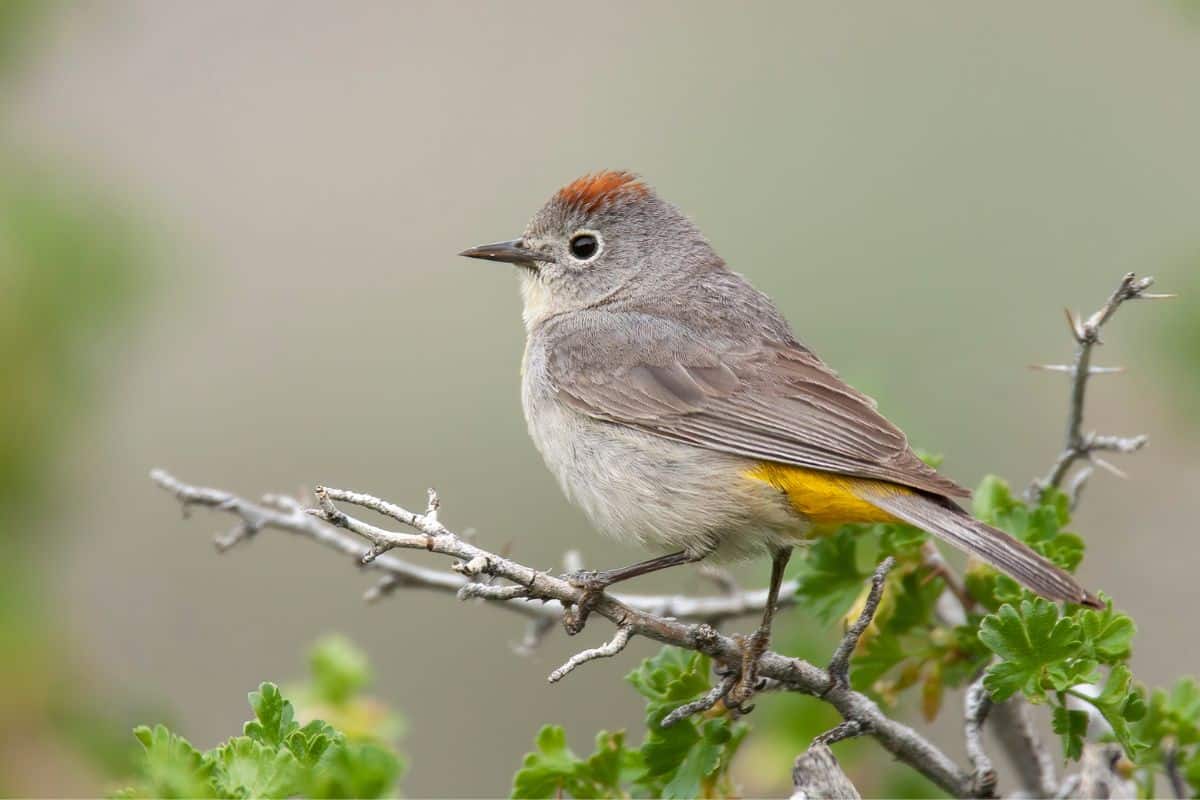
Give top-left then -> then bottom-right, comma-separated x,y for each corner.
521,388 -> 801,561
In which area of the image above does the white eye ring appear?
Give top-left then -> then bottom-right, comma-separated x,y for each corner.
567,229 -> 603,262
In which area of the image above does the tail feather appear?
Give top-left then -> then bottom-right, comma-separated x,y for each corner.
860,488 -> 1101,609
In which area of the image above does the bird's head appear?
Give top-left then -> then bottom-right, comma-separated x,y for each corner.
460,171 -> 720,328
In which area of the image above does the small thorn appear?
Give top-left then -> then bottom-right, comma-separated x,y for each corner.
1029,364 -> 1075,373
1088,366 -> 1126,375
1138,292 -> 1176,300
1064,308 -> 1087,342
1091,456 -> 1129,479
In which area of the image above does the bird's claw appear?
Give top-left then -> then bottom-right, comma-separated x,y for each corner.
562,569 -> 610,593
722,627 -> 772,714
561,570 -> 610,635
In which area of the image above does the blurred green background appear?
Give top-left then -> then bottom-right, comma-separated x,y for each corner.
1,1 -> 1198,796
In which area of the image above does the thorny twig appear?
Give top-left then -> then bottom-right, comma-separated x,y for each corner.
1028,272 -> 1168,504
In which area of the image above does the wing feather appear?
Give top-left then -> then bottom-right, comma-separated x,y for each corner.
546,314 -> 968,498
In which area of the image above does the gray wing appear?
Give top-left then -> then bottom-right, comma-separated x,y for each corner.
545,313 -> 968,498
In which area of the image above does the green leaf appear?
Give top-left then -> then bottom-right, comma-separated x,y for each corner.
1052,706 -> 1089,761
1132,676 -> 1200,764
213,736 -> 302,799
876,522 -> 928,562
120,724 -> 216,799
285,719 -> 338,768
243,683 -> 298,748
850,633 -> 907,691
970,477 -> 1084,574
309,635 -> 372,707
307,741 -> 402,799
978,599 -> 1083,701
793,528 -> 867,623
972,475 -> 1021,525
626,648 -> 711,714
510,726 -> 636,799
662,719 -> 730,799
626,647 -> 746,798
586,730 -> 640,795
1072,665 -> 1149,761
511,725 -> 585,799
1079,599 -> 1136,663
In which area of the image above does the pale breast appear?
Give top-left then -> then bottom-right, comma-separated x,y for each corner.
521,333 -> 803,561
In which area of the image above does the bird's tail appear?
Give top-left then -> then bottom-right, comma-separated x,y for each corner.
857,486 -> 1101,609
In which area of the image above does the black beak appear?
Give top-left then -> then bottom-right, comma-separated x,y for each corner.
458,238 -> 546,265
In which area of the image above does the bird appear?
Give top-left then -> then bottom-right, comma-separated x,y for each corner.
460,170 -> 1100,706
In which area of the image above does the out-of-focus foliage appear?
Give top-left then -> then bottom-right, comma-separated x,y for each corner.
116,638 -> 404,799
0,2 -> 155,792
0,0 -> 42,82
511,648 -> 746,799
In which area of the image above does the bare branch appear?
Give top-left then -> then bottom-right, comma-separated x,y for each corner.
791,743 -> 862,800
661,673 -> 738,728
826,557 -> 895,691
813,719 -> 869,747
989,697 -> 1057,799
548,626 -> 634,683
151,469 -> 976,797
964,677 -> 998,799
1029,273 -> 1165,500
458,583 -> 530,601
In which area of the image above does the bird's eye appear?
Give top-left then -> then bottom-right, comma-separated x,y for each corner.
568,232 -> 600,261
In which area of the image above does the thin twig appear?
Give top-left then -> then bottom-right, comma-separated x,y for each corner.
548,626 -> 634,683
964,676 -> 998,798
661,674 -> 738,728
1028,273 -> 1165,501
826,557 -> 895,691
813,719 -> 869,747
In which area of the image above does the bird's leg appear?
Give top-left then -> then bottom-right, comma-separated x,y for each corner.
724,545 -> 792,713
562,550 -> 700,635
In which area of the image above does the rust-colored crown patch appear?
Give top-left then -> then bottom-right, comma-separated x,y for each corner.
555,171 -> 649,215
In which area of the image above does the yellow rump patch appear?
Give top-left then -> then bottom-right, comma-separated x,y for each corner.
745,463 -> 909,528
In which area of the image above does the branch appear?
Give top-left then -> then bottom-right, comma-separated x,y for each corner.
791,744 -> 862,800
963,677 -> 998,799
826,558 -> 894,690
547,626 -> 633,683
1070,743 -> 1136,799
151,469 -> 977,797
1028,272 -> 1168,502
989,697 -> 1056,798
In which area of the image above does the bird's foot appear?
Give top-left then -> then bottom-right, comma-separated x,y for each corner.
723,624 -> 772,714
561,570 -> 611,636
